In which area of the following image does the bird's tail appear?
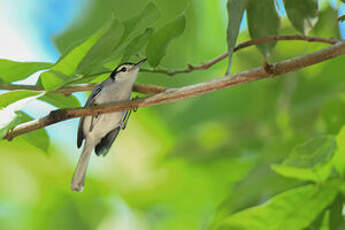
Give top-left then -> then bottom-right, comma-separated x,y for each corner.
71,140 -> 93,192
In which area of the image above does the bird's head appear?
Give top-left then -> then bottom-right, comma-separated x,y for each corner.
110,58 -> 146,81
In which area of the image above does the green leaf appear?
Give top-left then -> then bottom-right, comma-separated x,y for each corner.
0,90 -> 42,108
284,0 -> 318,35
122,28 -> 154,61
226,0 -> 247,74
53,26 -> 108,76
320,211 -> 330,230
0,60 -> 53,83
40,23 -> 110,90
40,70 -> 72,91
146,14 -> 186,67
215,181 -> 339,230
333,126 -> 345,176
312,6 -> 340,38
101,2 -> 160,66
0,112 -> 23,139
17,112 -> 50,153
0,91 -> 43,139
0,91 -> 49,151
76,19 -> 125,75
40,3 -> 160,88
246,0 -> 280,58
272,136 -> 337,183
39,93 -> 81,108
328,195 -> 345,229
123,2 -> 160,38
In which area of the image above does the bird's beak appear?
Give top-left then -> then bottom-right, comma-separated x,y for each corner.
135,58 -> 147,68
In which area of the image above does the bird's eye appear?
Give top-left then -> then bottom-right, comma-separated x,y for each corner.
120,67 -> 127,72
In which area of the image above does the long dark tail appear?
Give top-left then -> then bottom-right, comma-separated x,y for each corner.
71,140 -> 93,192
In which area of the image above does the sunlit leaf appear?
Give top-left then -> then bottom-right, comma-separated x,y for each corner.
215,181 -> 339,230
122,28 -> 154,61
146,14 -> 186,67
17,112 -> 50,153
210,163 -> 302,229
246,0 -> 280,58
0,112 -> 23,139
40,70 -> 72,91
0,91 -> 43,139
333,126 -> 345,176
0,60 -> 53,83
272,136 -> 336,182
226,0 -> 247,74
52,26 -> 108,76
284,0 -> 318,35
0,90 -> 42,108
40,23 -> 110,90
76,19 -> 125,75
320,211 -> 330,230
39,93 -> 81,108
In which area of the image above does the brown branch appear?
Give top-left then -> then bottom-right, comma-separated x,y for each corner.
4,40 -> 345,141
140,35 -> 339,76
0,83 -> 167,95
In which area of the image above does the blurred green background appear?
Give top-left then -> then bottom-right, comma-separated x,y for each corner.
1,0 -> 345,229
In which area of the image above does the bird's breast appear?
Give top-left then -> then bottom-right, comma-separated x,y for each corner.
95,80 -> 132,104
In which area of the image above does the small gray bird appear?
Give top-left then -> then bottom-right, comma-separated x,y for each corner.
71,58 -> 146,192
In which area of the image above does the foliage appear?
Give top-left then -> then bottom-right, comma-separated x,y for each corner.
0,60 -> 52,83
284,0 -> 319,35
146,14 -> 186,67
226,0 -> 247,73
0,0 -> 345,230
246,0 -> 281,58
271,135 -> 336,183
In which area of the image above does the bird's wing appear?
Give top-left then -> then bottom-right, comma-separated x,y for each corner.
77,83 -> 104,148
95,126 -> 121,156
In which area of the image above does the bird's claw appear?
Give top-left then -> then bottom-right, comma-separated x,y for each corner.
121,96 -> 141,129
133,96 -> 140,112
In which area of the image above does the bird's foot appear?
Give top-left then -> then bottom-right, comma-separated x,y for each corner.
121,110 -> 132,130
132,96 -> 140,112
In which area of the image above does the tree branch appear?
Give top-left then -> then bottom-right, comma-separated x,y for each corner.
0,83 -> 167,95
140,35 -> 339,76
4,40 -> 345,141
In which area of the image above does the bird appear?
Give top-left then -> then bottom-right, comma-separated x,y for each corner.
71,58 -> 147,192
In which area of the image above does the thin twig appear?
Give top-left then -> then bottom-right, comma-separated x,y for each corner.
4,40 -> 345,141
140,35 -> 339,76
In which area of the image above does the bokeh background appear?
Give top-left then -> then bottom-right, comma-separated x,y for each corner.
0,0 -> 345,229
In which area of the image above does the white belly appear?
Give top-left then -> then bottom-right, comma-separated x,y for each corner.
83,111 -> 125,143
